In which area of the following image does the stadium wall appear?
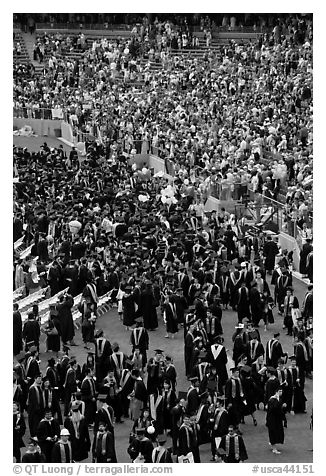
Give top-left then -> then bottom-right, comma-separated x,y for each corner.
13,118 -> 62,137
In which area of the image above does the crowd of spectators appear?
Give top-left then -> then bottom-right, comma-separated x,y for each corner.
13,15 -> 313,238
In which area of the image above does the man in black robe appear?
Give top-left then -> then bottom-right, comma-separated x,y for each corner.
57,293 -> 75,346
92,421 -> 117,463
218,425 -> 248,462
13,304 -> 23,356
266,388 -> 287,454
263,235 -> 279,274
36,407 -> 61,462
138,281 -> 158,330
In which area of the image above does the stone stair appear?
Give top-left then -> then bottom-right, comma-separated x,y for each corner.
13,31 -> 30,64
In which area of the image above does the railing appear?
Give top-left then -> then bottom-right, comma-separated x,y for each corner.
13,106 -> 67,121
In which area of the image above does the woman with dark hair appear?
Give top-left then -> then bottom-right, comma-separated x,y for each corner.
81,352 -> 95,380
160,380 -> 177,433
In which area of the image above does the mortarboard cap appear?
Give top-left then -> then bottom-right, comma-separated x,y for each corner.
273,332 -> 280,338
154,349 -> 164,354
135,427 -> 145,435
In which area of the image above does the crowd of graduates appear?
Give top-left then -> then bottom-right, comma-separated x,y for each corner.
13,13 -> 313,465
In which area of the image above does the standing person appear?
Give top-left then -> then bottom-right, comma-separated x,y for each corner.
36,407 -> 61,463
186,377 -> 200,415
42,376 -> 62,424
152,435 -> 173,462
263,235 -> 279,274
171,398 -> 186,454
184,323 -> 196,378
92,421 -> 116,463
23,312 -> 40,352
13,401 -> 26,463
22,438 -> 46,463
178,414 -> 196,460
225,368 -> 245,432
287,355 -> 307,414
236,282 -> 251,323
138,280 -> 158,330
283,287 -> 299,336
57,293 -> 76,347
94,329 -> 112,385
250,283 -> 263,328
266,333 -> 287,368
130,317 -> 149,364
246,335 -> 264,364
13,304 -> 23,356
299,239 -> 313,277
218,425 -> 248,463
274,270 -> 292,314
266,388 -> 287,454
51,428 -> 73,463
130,369 -> 148,421
122,286 -> 136,330
209,396 -> 229,461
163,294 -> 178,339
25,347 -> 40,383
64,402 -> 91,461
63,358 -> 78,417
27,373 -> 44,437
208,335 -> 228,388
80,367 -> 97,425
240,366 -> 258,426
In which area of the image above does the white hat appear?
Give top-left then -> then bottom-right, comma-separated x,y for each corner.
60,428 -> 70,436
240,262 -> 247,267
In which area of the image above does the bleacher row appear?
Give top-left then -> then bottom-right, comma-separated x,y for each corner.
13,28 -> 259,76
15,286 -> 114,327
13,32 -> 30,65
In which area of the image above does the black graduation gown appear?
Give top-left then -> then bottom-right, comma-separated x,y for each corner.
250,287 -> 264,325
36,418 -> 61,462
13,412 -> 25,460
92,430 -> 117,463
264,240 -> 279,271
299,243 -> 313,274
241,376 -> 257,415
184,331 -> 194,377
208,343 -> 228,386
219,433 -> 248,462
122,294 -> 136,326
164,302 -> 178,334
57,296 -> 75,343
51,441 -> 73,463
13,311 -> 23,356
139,289 -> 158,330
22,451 -> 46,463
64,417 -> 91,461
266,396 -> 286,445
